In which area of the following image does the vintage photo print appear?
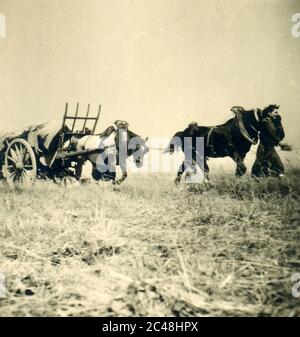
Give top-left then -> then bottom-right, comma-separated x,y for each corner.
0,0 -> 299,320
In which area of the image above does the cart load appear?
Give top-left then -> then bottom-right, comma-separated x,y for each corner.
0,103 -> 101,186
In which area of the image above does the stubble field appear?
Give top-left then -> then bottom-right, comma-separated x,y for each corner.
0,162 -> 299,317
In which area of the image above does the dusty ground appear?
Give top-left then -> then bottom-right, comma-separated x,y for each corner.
0,162 -> 299,316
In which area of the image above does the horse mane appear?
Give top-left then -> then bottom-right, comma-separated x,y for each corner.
127,129 -> 147,144
127,129 -> 139,139
220,117 -> 235,127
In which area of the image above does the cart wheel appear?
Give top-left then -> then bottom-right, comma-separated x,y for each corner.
4,138 -> 37,186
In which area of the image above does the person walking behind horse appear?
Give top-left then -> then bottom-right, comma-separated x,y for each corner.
251,105 -> 285,178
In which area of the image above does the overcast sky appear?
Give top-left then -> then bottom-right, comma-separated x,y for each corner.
0,0 -> 299,144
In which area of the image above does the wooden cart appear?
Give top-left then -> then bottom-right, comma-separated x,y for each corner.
1,102 -> 101,186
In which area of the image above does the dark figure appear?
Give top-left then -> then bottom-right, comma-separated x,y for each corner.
251,105 -> 285,177
166,105 -> 285,184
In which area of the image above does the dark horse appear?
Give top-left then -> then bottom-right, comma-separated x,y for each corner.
73,120 -> 149,184
166,105 -> 284,184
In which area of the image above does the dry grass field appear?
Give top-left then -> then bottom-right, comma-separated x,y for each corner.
0,161 -> 300,316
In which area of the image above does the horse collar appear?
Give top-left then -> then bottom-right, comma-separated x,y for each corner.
206,127 -> 215,148
253,109 -> 260,122
249,123 -> 259,134
235,110 -> 258,145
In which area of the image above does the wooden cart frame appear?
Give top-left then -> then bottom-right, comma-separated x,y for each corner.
1,102 -> 102,186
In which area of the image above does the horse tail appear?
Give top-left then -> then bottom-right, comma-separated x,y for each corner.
164,132 -> 183,154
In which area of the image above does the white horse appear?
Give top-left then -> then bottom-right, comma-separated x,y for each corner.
73,124 -> 149,184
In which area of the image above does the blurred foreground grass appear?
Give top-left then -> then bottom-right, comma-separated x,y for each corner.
0,168 -> 299,316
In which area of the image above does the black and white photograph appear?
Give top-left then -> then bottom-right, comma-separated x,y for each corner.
0,0 -> 299,319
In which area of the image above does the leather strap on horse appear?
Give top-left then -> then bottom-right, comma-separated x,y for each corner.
231,106 -> 258,145
206,127 -> 215,148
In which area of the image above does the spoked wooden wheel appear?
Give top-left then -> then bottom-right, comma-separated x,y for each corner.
4,138 -> 37,186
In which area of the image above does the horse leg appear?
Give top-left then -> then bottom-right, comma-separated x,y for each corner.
192,151 -> 209,182
114,156 -> 127,184
113,171 -> 127,185
93,153 -> 117,182
233,152 -> 247,177
92,163 -> 103,181
75,160 -> 84,181
175,161 -> 185,184
204,157 -> 210,180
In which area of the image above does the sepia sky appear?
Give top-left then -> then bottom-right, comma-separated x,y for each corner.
0,0 -> 299,144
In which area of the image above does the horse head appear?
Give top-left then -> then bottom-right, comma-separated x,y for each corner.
127,131 -> 149,168
231,105 -> 284,145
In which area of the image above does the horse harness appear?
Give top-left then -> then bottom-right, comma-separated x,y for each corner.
231,106 -> 258,145
205,107 -> 260,155
206,127 -> 216,155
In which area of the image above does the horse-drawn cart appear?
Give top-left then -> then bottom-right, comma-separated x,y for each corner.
0,103 -> 101,186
